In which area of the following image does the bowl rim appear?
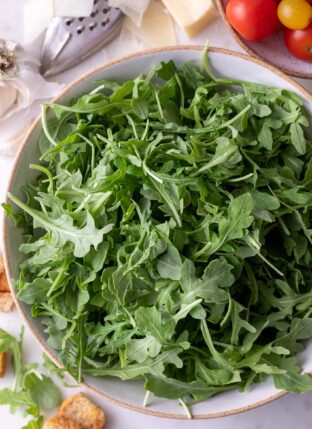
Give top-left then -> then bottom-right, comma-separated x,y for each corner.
215,0 -> 312,80
3,45 -> 312,420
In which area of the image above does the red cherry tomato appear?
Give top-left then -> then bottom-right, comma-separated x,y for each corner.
284,24 -> 312,61
226,0 -> 280,41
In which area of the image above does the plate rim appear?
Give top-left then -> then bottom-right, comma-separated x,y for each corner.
216,0 -> 312,80
3,45 -> 312,419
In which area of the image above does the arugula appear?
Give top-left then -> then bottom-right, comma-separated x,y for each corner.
0,328 -> 61,428
4,49 -> 312,409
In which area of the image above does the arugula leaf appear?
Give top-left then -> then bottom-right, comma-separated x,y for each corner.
195,193 -> 254,258
135,307 -> 175,342
275,318 -> 312,352
0,389 -> 35,413
145,375 -> 238,400
269,356 -> 312,393
0,328 -> 61,427
126,336 -> 162,363
290,123 -> 306,155
8,193 -> 113,258
86,348 -> 183,380
24,373 -> 61,409
195,359 -> 241,385
17,278 -> 52,305
156,245 -> 182,280
230,300 -> 257,345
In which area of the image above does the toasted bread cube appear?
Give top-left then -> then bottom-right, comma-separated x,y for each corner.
59,393 -> 105,429
0,256 -> 10,292
44,415 -> 83,429
0,293 -> 14,312
0,352 -> 6,378
0,272 -> 10,292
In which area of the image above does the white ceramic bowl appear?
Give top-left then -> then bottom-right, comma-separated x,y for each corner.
3,46 -> 312,419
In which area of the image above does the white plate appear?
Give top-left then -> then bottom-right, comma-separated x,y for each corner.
3,46 -> 312,419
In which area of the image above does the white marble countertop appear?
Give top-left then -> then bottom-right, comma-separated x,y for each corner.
1,2 -> 312,428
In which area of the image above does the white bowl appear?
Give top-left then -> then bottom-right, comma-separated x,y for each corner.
3,46 -> 312,419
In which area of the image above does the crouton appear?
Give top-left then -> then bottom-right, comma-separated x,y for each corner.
44,415 -> 83,429
0,293 -> 14,312
0,352 -> 6,377
59,393 -> 105,429
0,272 -> 10,292
0,256 -> 4,273
0,256 -> 10,292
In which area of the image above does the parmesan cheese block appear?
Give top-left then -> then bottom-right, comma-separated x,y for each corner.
162,0 -> 216,38
124,0 -> 176,48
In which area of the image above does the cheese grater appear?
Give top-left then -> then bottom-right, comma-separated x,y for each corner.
40,0 -> 123,77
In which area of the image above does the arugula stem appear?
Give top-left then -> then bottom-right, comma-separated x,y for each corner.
278,217 -> 291,236
141,119 -> 150,141
77,133 -> 96,172
154,91 -> 165,122
126,114 -> 139,140
41,104 -> 58,147
227,172 -> 254,182
200,320 -> 232,370
73,194 -> 92,214
30,164 -> 54,194
175,73 -> 185,108
246,236 -> 284,277
61,322 -> 77,351
200,43 -> 216,81
173,299 -> 202,323
179,398 -> 192,419
218,104 -> 251,130
40,303 -> 72,322
220,294 -> 233,328
47,261 -> 67,297
191,144 -> 237,177
143,390 -> 150,407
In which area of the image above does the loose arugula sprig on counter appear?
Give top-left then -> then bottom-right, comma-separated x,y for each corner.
4,48 -> 312,405
0,328 -> 61,428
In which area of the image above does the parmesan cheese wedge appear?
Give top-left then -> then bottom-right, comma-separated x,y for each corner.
162,0 -> 216,38
124,0 -> 176,48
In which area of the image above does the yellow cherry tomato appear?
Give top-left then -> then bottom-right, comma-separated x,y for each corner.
278,0 -> 312,30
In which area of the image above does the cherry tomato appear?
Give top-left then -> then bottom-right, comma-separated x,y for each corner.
278,0 -> 312,30
284,24 -> 312,61
226,0 -> 279,41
